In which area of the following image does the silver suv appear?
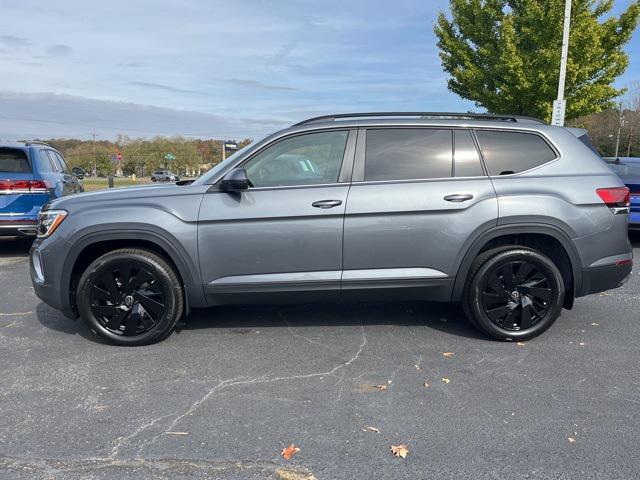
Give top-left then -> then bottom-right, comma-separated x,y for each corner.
150,170 -> 179,182
30,113 -> 633,346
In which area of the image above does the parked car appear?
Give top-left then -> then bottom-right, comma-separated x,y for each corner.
1,141 -> 84,237
150,170 -> 179,182
603,157 -> 640,230
30,112 -> 632,346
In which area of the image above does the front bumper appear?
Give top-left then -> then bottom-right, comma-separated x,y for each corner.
29,238 -> 75,318
578,262 -> 633,296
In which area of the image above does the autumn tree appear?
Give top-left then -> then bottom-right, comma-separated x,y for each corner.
434,0 -> 640,121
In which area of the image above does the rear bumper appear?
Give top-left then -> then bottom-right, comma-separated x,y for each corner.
578,262 -> 633,297
0,219 -> 38,237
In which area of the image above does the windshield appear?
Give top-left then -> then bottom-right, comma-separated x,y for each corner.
193,142 -> 255,185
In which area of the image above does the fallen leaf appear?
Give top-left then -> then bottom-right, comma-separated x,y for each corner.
362,426 -> 380,433
568,437 -> 576,444
165,431 -> 189,436
390,444 -> 409,458
441,377 -> 450,384
516,342 -> 526,346
371,383 -> 389,391
423,382 -> 430,388
442,352 -> 455,358
281,444 -> 301,460
591,322 -> 599,326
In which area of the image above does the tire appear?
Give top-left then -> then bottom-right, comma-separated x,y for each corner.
462,246 -> 564,341
76,248 -> 184,346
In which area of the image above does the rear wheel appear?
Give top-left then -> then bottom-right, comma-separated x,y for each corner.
463,246 -> 564,341
76,248 -> 184,346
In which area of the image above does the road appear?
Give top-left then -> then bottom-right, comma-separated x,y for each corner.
1,235 -> 639,479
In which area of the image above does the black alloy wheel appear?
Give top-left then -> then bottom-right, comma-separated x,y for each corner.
463,246 -> 565,341
77,248 -> 184,346
90,264 -> 165,336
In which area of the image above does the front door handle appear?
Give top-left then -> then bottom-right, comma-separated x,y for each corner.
444,193 -> 473,202
312,199 -> 342,209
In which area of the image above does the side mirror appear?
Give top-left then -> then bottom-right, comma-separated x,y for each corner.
72,167 -> 85,180
220,168 -> 250,192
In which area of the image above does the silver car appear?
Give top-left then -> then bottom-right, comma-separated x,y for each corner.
30,113 -> 633,345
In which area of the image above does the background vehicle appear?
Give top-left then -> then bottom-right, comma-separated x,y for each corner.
604,157 -> 640,230
1,141 -> 83,237
150,170 -> 180,182
30,113 -> 632,346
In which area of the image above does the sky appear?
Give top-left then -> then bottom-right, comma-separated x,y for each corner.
0,0 -> 638,141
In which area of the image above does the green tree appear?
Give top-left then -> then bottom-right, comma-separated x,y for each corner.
434,0 -> 640,120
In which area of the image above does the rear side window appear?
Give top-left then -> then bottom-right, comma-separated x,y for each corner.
364,129 -> 452,181
0,148 -> 30,173
37,150 -> 55,173
475,130 -> 557,175
46,151 -> 62,172
454,130 -> 484,177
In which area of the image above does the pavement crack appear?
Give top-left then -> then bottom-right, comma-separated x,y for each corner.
108,412 -> 176,459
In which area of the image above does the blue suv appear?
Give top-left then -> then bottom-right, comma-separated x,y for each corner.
0,141 -> 83,237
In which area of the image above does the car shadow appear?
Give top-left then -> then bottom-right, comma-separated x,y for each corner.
35,300 -> 488,344
0,237 -> 33,257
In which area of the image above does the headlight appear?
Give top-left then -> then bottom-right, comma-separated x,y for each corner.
37,209 -> 68,238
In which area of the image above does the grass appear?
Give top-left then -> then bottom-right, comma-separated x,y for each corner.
81,177 -> 153,192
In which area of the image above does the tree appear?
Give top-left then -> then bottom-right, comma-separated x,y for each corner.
434,0 -> 640,121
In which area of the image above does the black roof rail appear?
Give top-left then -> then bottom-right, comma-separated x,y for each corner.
24,140 -> 51,147
292,112 -> 546,126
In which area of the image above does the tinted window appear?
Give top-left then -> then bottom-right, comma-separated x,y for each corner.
244,130 -> 348,187
364,129 -> 452,181
36,150 -> 55,173
46,151 -> 62,172
53,152 -> 70,174
454,130 -> 484,177
475,130 -> 557,175
0,148 -> 30,173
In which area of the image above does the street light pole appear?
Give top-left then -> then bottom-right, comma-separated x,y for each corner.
551,0 -> 572,126
614,102 -> 624,158
92,133 -> 97,176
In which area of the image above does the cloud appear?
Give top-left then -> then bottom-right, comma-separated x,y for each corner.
0,35 -> 31,47
128,81 -> 200,95
225,79 -> 299,92
0,91 -> 288,140
47,44 -> 73,56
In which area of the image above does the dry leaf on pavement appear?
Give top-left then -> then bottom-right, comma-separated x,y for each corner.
516,342 -> 526,346
568,437 -> 576,444
423,382 -> 430,388
441,377 -> 450,384
281,444 -> 301,460
373,384 -> 388,391
390,444 -> 409,458
442,352 -> 455,358
362,426 -> 380,433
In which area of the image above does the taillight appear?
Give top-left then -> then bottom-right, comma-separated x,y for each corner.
596,187 -> 630,208
0,179 -> 50,194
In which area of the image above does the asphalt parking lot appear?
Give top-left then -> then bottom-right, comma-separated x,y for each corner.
1,235 -> 639,480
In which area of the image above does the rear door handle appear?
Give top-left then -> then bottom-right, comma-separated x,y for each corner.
444,193 -> 473,202
312,199 -> 342,209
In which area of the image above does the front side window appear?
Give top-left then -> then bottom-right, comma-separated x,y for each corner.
475,130 -> 557,176
244,130 -> 348,188
364,129 -> 452,181
54,152 -> 70,174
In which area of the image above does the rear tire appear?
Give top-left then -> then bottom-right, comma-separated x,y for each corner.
462,246 -> 564,341
76,248 -> 184,346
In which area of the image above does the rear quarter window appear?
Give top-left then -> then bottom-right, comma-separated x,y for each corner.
475,130 -> 557,176
0,148 -> 31,173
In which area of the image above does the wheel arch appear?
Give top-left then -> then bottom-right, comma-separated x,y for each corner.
63,227 -> 205,316
451,224 -> 582,309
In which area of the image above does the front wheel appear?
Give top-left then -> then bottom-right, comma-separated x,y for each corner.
76,248 -> 184,346
463,246 -> 565,341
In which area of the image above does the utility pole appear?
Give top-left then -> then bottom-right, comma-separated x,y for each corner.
92,133 -> 97,176
551,0 -> 572,126
614,102 -> 624,158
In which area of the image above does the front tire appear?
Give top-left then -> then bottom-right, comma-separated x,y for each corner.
463,246 -> 564,341
76,248 -> 184,346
